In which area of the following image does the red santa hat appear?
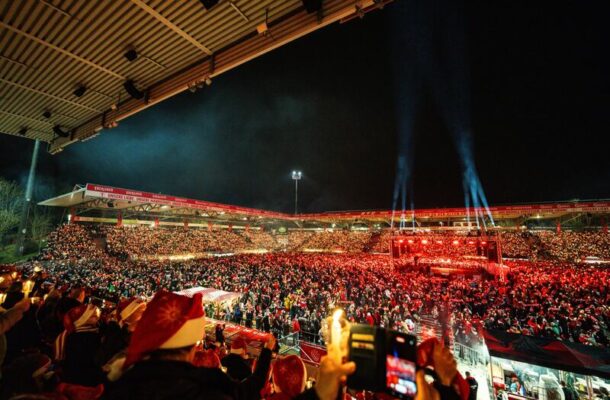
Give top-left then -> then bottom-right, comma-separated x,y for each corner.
64,304 -> 99,332
56,382 -> 104,400
124,290 -> 205,369
230,336 -> 248,356
55,304 -> 100,361
116,297 -> 146,325
272,355 -> 307,398
193,349 -> 221,368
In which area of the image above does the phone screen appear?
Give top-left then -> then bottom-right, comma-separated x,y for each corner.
386,334 -> 417,398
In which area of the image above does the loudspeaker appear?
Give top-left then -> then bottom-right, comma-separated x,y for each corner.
73,85 -> 87,97
53,125 -> 70,138
391,242 -> 400,258
487,241 -> 499,263
124,49 -> 138,62
302,0 -> 322,13
200,0 -> 219,10
123,80 -> 145,100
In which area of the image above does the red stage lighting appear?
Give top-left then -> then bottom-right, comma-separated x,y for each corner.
436,240 -> 443,244
398,239 -> 404,244
407,239 -> 414,244
452,240 -> 459,245
481,241 -> 487,245
468,240 -> 475,245
421,239 -> 428,245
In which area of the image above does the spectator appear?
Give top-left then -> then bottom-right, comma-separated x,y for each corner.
103,290 -> 275,400
222,337 -> 252,381
270,355 -> 307,399
465,371 -> 478,400
55,303 -> 104,387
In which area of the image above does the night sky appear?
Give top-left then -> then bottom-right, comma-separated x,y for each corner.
1,1 -> 608,213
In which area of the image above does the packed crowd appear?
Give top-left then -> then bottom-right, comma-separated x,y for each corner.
103,226 -> 373,257
41,224 -> 610,263
0,272 -> 362,400
0,264 -> 463,400
106,227 -> 247,258
299,231 -> 371,253
2,222 -> 609,399
500,231 -> 610,261
41,224 -> 106,261
29,225 -> 610,349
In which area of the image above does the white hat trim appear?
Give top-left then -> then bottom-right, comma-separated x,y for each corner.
160,315 -> 205,349
73,305 -> 97,329
120,301 -> 144,321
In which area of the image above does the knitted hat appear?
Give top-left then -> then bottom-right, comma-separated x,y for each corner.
124,290 -> 205,369
193,349 -> 221,368
272,355 -> 307,398
230,336 -> 248,356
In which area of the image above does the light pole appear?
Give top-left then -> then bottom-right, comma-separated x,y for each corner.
291,170 -> 302,215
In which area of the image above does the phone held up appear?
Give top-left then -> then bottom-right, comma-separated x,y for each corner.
347,324 -> 417,399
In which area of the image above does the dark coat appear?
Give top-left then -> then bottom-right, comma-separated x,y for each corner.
99,321 -> 131,365
466,376 -> 478,400
4,306 -> 41,364
62,330 -> 105,387
221,353 -> 252,382
103,348 -> 273,400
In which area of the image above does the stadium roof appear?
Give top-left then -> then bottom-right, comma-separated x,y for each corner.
39,183 -> 610,227
0,0 -> 390,154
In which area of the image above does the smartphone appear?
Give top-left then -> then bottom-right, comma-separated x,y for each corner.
347,324 -> 385,392
385,331 -> 417,399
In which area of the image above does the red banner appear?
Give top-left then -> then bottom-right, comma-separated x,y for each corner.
203,318 -> 271,354
299,342 -> 327,365
84,183 -> 610,221
85,183 -> 287,218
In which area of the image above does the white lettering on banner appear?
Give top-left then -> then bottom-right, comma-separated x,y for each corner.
91,185 -> 114,193
105,193 -> 132,201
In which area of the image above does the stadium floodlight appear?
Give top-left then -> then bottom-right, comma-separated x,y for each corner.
292,170 -> 302,215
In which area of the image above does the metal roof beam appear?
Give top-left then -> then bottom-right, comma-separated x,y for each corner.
0,78 -> 103,113
129,0 -> 213,55
0,21 -> 125,80
50,0 -> 383,153
0,110 -> 52,126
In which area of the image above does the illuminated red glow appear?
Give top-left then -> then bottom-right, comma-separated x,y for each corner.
452,240 -> 459,245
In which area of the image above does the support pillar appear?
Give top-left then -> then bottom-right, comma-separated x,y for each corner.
15,140 -> 40,256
